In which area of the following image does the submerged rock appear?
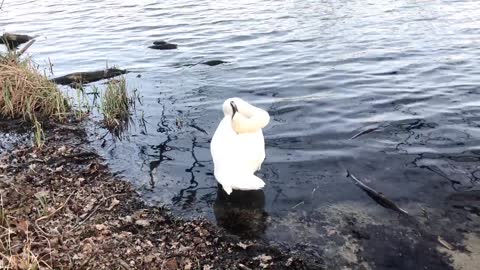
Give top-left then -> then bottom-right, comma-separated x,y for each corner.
179,60 -> 229,68
201,60 -> 228,66
149,40 -> 177,50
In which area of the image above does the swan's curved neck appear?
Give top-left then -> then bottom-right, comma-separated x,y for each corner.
231,109 -> 269,134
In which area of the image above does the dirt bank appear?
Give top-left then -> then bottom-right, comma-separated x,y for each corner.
0,119 -> 323,269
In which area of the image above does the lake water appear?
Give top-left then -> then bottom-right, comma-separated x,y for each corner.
2,0 -> 480,269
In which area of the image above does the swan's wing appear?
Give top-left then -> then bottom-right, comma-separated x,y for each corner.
211,118 -> 265,172
235,130 -> 265,172
211,117 -> 235,164
211,117 -> 266,193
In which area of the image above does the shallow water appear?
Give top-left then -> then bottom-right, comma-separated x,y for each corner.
2,0 -> 480,268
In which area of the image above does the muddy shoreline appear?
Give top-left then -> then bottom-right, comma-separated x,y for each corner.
0,119 -> 323,269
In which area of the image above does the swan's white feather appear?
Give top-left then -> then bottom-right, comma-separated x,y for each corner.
210,97 -> 269,195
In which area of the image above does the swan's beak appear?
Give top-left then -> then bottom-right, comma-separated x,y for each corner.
230,101 -> 238,119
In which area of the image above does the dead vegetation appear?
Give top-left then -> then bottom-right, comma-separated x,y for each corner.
0,53 -> 69,122
0,51 -> 134,146
0,121 -> 323,270
0,52 -> 69,147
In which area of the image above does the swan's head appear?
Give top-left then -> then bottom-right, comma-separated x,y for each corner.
222,97 -> 241,117
222,97 -> 270,134
230,100 -> 238,119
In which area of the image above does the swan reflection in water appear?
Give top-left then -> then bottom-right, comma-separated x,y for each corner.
213,185 -> 268,238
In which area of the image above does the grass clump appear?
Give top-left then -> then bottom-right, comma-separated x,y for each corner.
0,51 -> 136,144
0,52 -> 70,147
0,53 -> 68,122
100,77 -> 132,133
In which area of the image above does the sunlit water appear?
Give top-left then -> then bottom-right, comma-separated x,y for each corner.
2,0 -> 480,268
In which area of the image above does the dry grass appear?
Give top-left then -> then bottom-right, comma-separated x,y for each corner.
0,52 -> 70,147
0,238 -> 44,270
0,52 -> 69,122
0,51 -> 137,142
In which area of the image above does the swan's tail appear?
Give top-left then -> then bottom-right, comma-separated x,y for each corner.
232,174 -> 265,191
215,170 -> 265,195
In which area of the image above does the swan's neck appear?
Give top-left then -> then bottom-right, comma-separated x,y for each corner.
231,110 -> 269,134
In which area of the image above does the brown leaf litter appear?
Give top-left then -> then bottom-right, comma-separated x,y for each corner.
0,119 -> 323,269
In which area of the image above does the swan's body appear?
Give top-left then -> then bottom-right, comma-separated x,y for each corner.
210,97 -> 270,195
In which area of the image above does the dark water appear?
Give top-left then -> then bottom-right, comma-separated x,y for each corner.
2,0 -> 480,268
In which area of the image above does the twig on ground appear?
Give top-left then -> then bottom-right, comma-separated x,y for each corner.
36,191 -> 76,223
238,263 -> 253,270
35,191 -> 76,237
68,193 -> 127,233
438,236 -> 454,250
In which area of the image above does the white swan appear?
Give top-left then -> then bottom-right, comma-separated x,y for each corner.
210,97 -> 270,195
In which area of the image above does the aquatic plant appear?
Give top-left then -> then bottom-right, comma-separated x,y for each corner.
100,76 -> 132,133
